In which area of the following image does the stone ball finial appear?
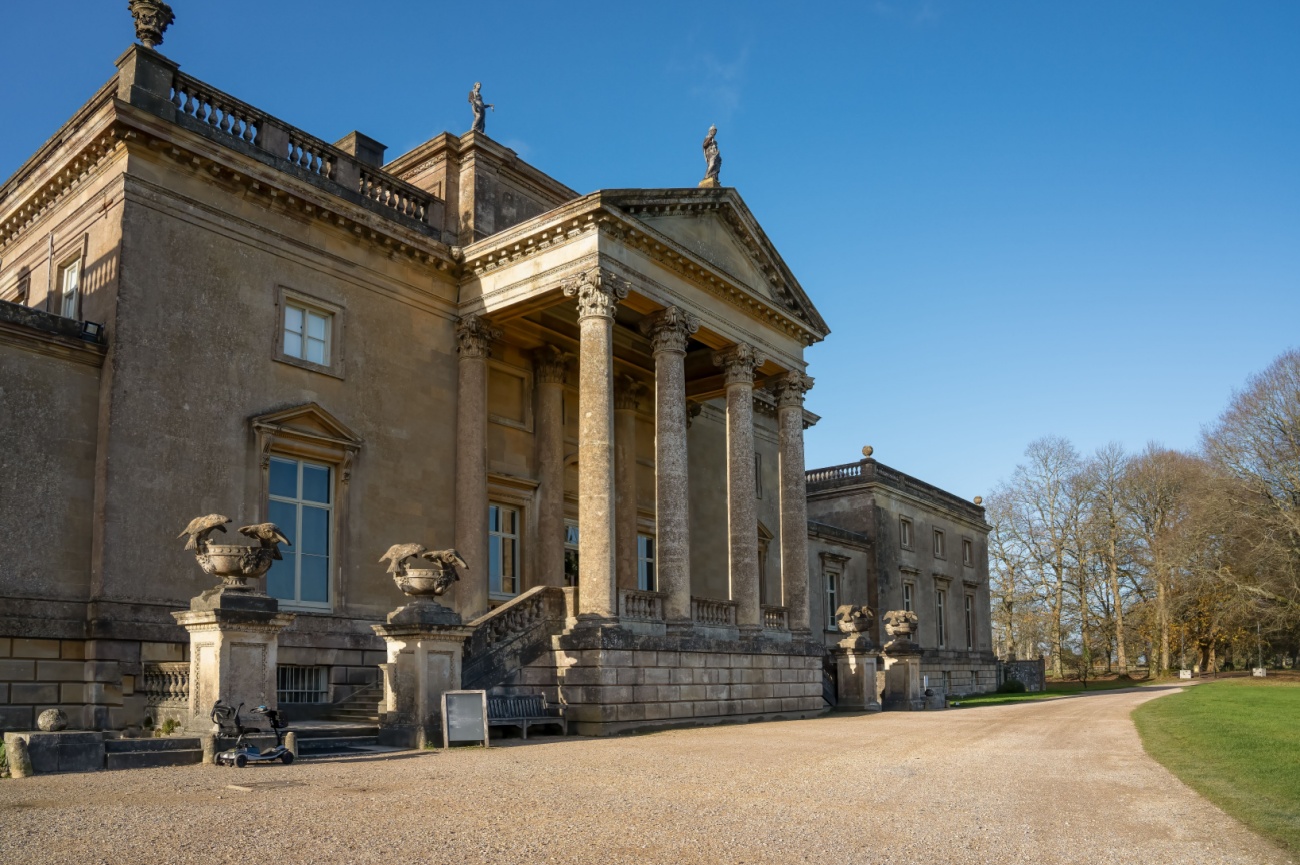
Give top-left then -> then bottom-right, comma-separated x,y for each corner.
38,708 -> 69,732
974,495 -> 983,505
128,0 -> 176,50
862,445 -> 874,458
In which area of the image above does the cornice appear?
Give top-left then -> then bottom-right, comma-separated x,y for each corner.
0,316 -> 107,368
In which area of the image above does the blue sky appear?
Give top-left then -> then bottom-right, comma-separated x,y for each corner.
4,1 -> 1297,500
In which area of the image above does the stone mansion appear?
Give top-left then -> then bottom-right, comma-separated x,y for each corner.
0,36 -> 994,735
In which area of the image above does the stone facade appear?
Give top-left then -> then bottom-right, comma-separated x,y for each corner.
0,36 -> 989,735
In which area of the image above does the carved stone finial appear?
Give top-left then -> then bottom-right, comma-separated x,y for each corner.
699,125 -> 722,188
533,344 -> 569,385
974,495 -> 983,506
772,371 -> 814,409
713,343 -> 766,386
128,0 -> 175,49
562,268 -> 629,319
640,306 -> 700,354
614,375 -> 647,411
862,445 -> 874,458
455,314 -> 501,359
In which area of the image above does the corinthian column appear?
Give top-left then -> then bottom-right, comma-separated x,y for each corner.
615,375 -> 646,592
563,269 -> 629,620
454,314 -> 500,619
641,307 -> 699,630
533,344 -> 569,588
714,342 -> 766,635
773,371 -> 814,635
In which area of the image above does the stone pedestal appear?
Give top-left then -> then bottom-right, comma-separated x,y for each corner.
372,601 -> 474,748
882,650 -> 925,711
171,588 -> 296,733
831,637 -> 881,712
4,730 -> 105,774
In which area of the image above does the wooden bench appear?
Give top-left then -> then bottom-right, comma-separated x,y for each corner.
487,694 -> 567,739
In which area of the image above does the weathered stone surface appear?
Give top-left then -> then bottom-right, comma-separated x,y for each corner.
5,730 -> 104,774
37,708 -> 69,731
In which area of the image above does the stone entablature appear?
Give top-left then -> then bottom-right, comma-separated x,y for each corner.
807,456 -> 989,527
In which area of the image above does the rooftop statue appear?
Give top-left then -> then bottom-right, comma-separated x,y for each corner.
699,125 -> 722,188
127,0 -> 175,50
468,82 -> 494,134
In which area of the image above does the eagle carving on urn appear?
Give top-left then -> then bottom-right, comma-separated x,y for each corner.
177,514 -> 231,552
381,544 -> 466,598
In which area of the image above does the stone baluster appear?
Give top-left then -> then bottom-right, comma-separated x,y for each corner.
533,345 -> 569,588
714,343 -> 766,635
640,307 -> 699,632
563,269 -> 629,621
454,314 -> 500,619
773,370 -> 814,635
615,375 -> 646,591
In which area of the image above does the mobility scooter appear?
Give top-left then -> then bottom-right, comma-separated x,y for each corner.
211,700 -> 295,767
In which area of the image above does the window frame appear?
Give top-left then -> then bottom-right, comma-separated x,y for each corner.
902,581 -> 914,613
899,516 -> 913,550
564,519 -> 580,588
58,256 -> 82,320
962,537 -> 975,567
274,287 -> 345,379
265,455 -> 335,612
933,528 -> 946,560
488,502 -> 522,600
936,588 -> 948,648
637,533 -> 656,591
964,594 -> 975,651
824,570 -> 840,632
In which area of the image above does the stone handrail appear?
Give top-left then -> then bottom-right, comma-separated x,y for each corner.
762,605 -> 790,631
461,586 -> 571,691
158,62 -> 438,228
619,589 -> 667,622
691,596 -> 738,627
142,661 -> 190,707
805,461 -> 862,487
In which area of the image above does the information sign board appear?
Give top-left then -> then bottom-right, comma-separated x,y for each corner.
441,689 -> 489,748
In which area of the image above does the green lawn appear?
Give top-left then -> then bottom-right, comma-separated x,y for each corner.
953,677 -> 1146,707
1133,677 -> 1300,853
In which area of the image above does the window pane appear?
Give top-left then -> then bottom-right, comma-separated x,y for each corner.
489,537 -> 502,594
306,311 -> 327,341
306,337 -> 326,365
565,524 -> 579,546
300,555 -> 329,603
489,505 -> 500,533
300,506 -> 329,556
283,330 -> 303,359
505,507 -> 518,535
266,553 -> 295,600
502,537 -> 517,594
302,464 -> 330,503
268,500 -> 297,545
269,459 -> 298,499
285,305 -> 304,334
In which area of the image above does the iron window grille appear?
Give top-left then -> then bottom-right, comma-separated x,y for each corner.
277,664 -> 328,704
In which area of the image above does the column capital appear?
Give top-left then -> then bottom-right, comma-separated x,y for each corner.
455,314 -> 501,359
562,267 -> 630,319
533,344 -> 570,384
639,306 -> 700,354
772,371 -> 815,408
614,374 -> 647,411
713,343 -> 766,386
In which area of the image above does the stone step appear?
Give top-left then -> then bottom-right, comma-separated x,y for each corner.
328,711 -> 380,722
297,735 -> 379,754
293,724 -> 376,739
106,748 -> 205,771
105,737 -> 203,753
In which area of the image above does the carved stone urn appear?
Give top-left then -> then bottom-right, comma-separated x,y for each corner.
196,544 -> 277,590
834,604 -> 875,651
128,0 -> 175,49
883,609 -> 920,655
380,544 -> 466,626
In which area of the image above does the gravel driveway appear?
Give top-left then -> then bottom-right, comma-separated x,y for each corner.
0,684 -> 1289,864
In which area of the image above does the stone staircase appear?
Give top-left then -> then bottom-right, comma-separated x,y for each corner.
324,682 -> 382,724
461,586 -> 572,691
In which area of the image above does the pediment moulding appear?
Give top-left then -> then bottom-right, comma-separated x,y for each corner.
251,402 -> 362,480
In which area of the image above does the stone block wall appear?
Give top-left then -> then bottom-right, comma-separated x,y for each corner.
920,651 -> 1000,697
498,629 -> 826,736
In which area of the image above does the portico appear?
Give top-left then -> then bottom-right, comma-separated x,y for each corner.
446,188 -> 826,647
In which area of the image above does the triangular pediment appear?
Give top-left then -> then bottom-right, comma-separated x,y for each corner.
637,210 -> 777,300
604,189 -> 829,338
250,402 -> 362,449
